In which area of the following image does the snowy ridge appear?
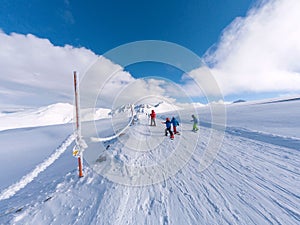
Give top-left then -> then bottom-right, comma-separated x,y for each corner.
0,101 -> 178,132
148,101 -> 181,113
229,95 -> 300,106
0,103 -> 112,132
0,103 -> 74,131
91,106 -> 134,142
1,96 -> 299,132
0,133 -> 75,201
110,101 -> 181,116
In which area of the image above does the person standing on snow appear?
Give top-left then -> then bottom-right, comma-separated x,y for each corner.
162,118 -> 174,139
150,109 -> 156,126
191,114 -> 199,132
171,117 -> 179,134
131,114 -> 139,125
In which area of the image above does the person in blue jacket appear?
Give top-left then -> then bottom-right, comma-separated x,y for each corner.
171,117 -> 179,134
162,118 -> 174,139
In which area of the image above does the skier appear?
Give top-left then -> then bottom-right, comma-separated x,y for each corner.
191,114 -> 199,132
131,114 -> 139,125
171,117 -> 180,134
150,109 -> 156,126
162,118 -> 174,139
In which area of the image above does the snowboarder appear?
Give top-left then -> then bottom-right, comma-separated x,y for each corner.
150,109 -> 156,126
162,118 -> 174,139
191,114 -> 199,132
171,117 -> 180,134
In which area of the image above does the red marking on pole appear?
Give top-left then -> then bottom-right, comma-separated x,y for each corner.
78,157 -> 83,178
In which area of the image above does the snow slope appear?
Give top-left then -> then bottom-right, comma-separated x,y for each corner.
201,97 -> 300,139
0,103 -> 74,131
0,99 -> 300,224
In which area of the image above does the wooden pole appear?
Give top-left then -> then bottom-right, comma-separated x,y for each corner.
73,71 -> 83,178
74,72 -> 79,132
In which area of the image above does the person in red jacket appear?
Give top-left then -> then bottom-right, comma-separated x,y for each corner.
150,109 -> 156,126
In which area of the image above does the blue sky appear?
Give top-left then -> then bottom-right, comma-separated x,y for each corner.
0,0 -> 254,57
0,0 -> 300,107
0,0 -> 254,86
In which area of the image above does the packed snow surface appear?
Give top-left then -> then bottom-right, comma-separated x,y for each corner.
0,98 -> 299,224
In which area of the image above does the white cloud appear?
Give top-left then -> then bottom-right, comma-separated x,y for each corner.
99,78 -> 176,108
203,0 -> 300,95
181,67 -> 222,98
0,32 -> 180,109
0,31 -> 99,108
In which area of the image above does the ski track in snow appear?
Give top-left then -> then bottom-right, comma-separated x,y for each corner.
201,121 -> 300,150
1,114 -> 300,224
0,134 -> 76,201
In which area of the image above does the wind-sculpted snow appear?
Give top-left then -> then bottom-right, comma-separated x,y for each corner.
3,124 -> 299,225
0,134 -> 75,201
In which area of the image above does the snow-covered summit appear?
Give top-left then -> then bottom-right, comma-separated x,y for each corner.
151,101 -> 181,113
109,101 -> 181,116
